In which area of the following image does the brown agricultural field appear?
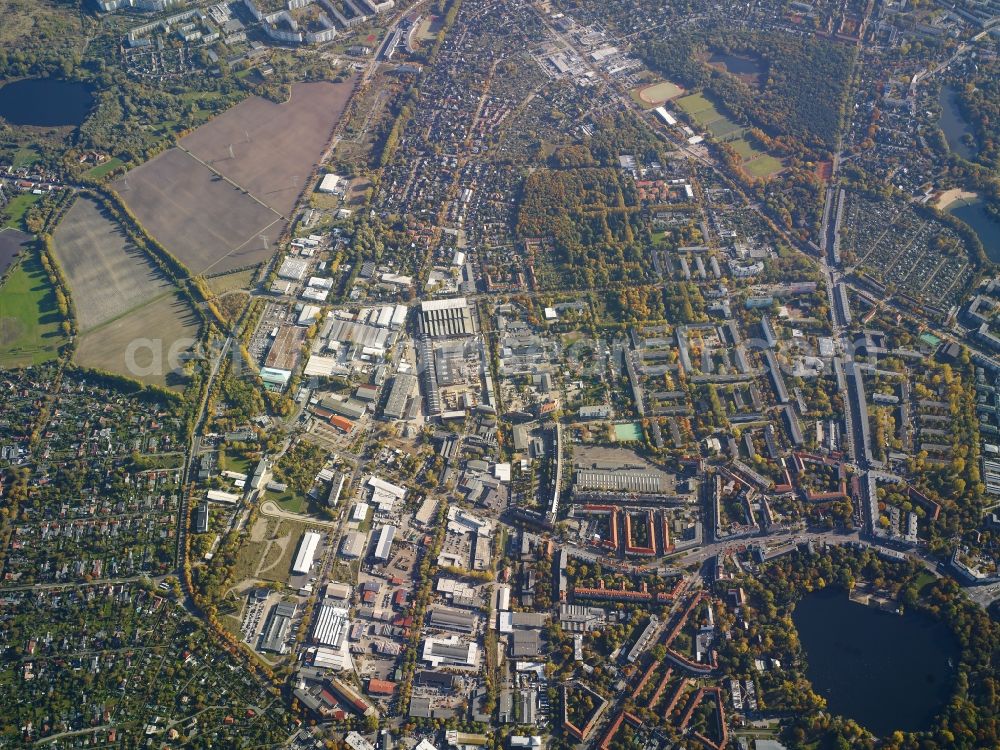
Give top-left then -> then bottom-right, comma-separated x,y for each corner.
52,196 -> 175,332
112,149 -> 284,276
179,79 -> 355,216
74,292 -> 200,389
113,78 -> 356,276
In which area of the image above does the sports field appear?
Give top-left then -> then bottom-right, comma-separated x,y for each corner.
0,251 -> 65,366
729,138 -> 758,160
744,154 -> 784,178
677,92 -> 784,178
114,78 -> 356,276
74,292 -> 199,389
677,92 -> 733,134
614,422 -> 644,442
52,197 -> 175,332
636,80 -> 684,106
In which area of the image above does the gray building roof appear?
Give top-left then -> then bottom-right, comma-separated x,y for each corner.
510,629 -> 542,658
382,372 -> 417,420
428,606 -> 478,633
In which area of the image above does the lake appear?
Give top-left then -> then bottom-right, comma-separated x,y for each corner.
707,51 -> 764,86
793,587 -> 958,737
937,85 -> 977,161
0,78 -> 94,128
948,199 -> 1000,263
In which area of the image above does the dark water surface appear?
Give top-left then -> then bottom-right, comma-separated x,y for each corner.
0,78 -> 94,127
793,588 -> 959,737
708,51 -> 763,77
948,199 -> 1000,263
937,85 -> 977,161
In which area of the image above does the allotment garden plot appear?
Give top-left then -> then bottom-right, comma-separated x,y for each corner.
843,193 -> 974,317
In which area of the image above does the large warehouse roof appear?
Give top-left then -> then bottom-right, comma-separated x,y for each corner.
418,297 -> 474,338
368,475 -> 407,499
373,525 -> 396,561
340,531 -> 367,558
382,372 -> 417,420
293,531 -> 322,574
312,602 -> 349,649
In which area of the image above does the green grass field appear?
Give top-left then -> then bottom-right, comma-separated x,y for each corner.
744,155 -> 784,178
220,449 -> 253,476
678,92 -> 784,178
1,193 -> 41,230
729,138 -> 759,159
268,489 -> 309,514
677,93 -> 742,138
84,157 -> 124,180
711,119 -> 745,139
12,147 -> 40,169
676,92 -> 715,116
0,252 -> 66,366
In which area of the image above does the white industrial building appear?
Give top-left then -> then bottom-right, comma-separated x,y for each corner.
367,475 -> 406,512
421,635 -> 480,669
293,531 -> 322,575
340,530 -> 367,558
298,305 -> 321,326
373,525 -> 396,561
654,106 -> 677,126
318,173 -> 345,194
312,602 -> 350,648
278,257 -> 309,281
206,489 -> 241,504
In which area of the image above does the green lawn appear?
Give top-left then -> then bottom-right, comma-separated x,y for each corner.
12,147 -> 40,169
677,92 -> 784,178
268,489 -> 309,515
676,92 -> 715,117
1,192 -> 41,230
0,251 -> 66,366
84,157 -> 124,180
220,449 -> 253,476
179,90 -> 224,103
677,92 -> 741,138
729,138 -> 759,160
709,118 -> 744,139
913,570 -> 936,595
744,155 -> 784,178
